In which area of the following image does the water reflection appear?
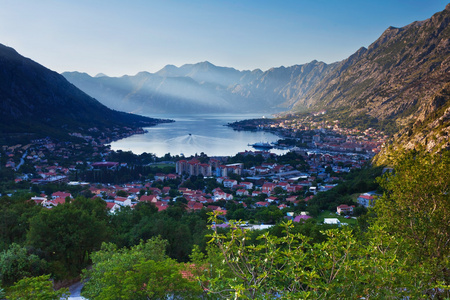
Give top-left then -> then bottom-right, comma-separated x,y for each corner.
109,114 -> 287,157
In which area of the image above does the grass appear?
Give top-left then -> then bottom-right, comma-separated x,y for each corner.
153,164 -> 175,169
316,210 -> 358,226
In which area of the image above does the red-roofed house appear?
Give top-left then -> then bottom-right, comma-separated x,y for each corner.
267,196 -> 278,203
262,183 -> 276,195
45,197 -> 66,207
357,194 -> 375,207
140,195 -> 158,203
114,196 -> 132,207
213,189 -> 233,201
337,204 -> 354,215
51,191 -> 72,200
154,173 -> 166,181
236,189 -> 249,196
106,202 -> 121,214
240,182 -> 253,189
187,201 -> 204,211
286,196 -> 298,203
223,179 -> 238,188
252,191 -> 262,197
277,182 -> 290,190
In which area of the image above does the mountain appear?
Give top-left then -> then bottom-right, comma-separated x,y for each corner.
0,44 -> 168,143
288,4 -> 450,153
62,60 -> 335,115
61,4 -> 450,152
290,5 -> 450,129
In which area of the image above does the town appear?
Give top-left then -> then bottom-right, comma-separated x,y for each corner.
1,113 -> 382,227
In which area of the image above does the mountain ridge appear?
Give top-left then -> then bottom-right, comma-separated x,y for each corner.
0,43 -> 168,144
60,4 -> 450,153
63,60 -> 334,114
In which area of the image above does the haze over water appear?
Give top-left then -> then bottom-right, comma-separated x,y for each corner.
109,114 -> 287,157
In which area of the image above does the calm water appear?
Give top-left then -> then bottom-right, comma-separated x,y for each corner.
109,114 -> 287,157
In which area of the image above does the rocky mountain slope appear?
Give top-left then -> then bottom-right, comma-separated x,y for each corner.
291,4 -> 450,124
290,4 -> 450,154
0,44 -> 167,143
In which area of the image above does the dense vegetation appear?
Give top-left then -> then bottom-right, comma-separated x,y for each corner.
0,150 -> 448,299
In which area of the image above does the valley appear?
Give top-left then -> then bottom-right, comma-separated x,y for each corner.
0,3 -> 449,299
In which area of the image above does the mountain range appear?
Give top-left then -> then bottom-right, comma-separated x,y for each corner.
1,4 -> 449,153
63,60 -> 336,115
0,44 -> 168,144
63,4 -> 450,152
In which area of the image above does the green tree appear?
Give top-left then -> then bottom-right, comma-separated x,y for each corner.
82,237 -> 202,299
201,212 -> 440,299
116,190 -> 128,197
116,259 -> 202,299
26,197 -> 109,278
0,194 -> 41,250
7,274 -> 68,300
375,150 -> 450,295
0,243 -> 47,286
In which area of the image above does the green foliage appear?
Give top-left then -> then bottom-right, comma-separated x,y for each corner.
0,243 -> 47,286
82,237 -> 202,299
6,274 -> 68,300
254,205 -> 283,224
110,205 -> 209,262
306,165 -> 383,214
0,194 -> 41,251
201,211 -> 448,299
26,196 -> 110,278
375,149 -> 450,293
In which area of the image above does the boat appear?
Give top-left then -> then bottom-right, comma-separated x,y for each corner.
248,142 -> 273,149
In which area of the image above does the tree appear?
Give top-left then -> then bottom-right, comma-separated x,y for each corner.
27,196 -> 109,278
200,212 -> 442,299
375,150 -> 450,295
7,274 -> 68,300
0,194 -> 41,250
273,186 -> 284,195
0,243 -> 47,286
82,237 -> 202,299
116,190 -> 128,197
116,259 -> 202,299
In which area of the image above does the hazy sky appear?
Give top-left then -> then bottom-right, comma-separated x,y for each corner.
0,0 -> 447,76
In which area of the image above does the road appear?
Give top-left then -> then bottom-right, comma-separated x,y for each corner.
65,281 -> 86,300
15,150 -> 27,171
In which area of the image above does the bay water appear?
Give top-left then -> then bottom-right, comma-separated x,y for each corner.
108,114 -> 287,157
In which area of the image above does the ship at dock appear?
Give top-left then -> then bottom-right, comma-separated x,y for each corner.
248,142 -> 273,149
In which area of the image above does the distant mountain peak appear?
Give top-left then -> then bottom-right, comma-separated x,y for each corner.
198,60 -> 214,66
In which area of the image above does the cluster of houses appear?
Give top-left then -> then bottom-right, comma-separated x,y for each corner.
28,160 -> 378,221
4,119 -> 382,225
230,114 -> 387,155
22,141 -> 379,223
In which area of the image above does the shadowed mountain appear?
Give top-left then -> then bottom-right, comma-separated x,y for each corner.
0,44 -> 168,143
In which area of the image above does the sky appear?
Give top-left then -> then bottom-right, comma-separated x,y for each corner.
0,0 -> 448,77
